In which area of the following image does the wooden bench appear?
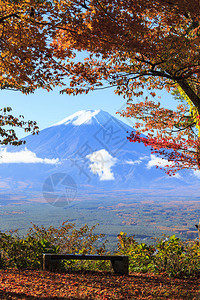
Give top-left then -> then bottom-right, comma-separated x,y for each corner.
43,253 -> 129,275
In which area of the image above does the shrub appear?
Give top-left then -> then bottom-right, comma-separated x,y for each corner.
0,222 -> 108,271
115,232 -> 200,278
115,232 -> 155,273
0,231 -> 59,269
0,224 -> 199,278
154,235 -> 200,278
26,221 -> 109,271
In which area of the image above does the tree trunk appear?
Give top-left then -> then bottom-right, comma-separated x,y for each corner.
176,79 -> 200,112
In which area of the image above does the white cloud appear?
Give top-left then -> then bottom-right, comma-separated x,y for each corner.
139,156 -> 149,161
53,110 -> 100,126
167,173 -> 181,179
193,170 -> 200,178
125,159 -> 141,166
86,149 -> 117,181
146,154 -> 174,169
0,148 -> 59,164
173,173 -> 182,179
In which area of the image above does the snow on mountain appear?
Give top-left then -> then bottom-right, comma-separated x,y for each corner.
0,109 -> 199,201
53,110 -> 101,126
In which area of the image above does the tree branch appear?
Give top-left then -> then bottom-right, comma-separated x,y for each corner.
0,13 -> 20,23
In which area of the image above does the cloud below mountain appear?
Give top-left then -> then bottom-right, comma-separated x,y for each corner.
0,148 -> 59,164
87,149 -> 117,180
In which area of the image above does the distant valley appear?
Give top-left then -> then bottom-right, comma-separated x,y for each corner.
0,197 -> 199,252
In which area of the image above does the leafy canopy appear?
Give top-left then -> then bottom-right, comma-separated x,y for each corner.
0,0 -> 75,144
0,0 -> 71,93
52,0 -> 200,173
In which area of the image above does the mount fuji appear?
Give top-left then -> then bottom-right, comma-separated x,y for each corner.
0,109 -> 199,204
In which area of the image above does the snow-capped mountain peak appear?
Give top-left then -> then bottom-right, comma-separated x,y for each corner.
1,109 -> 199,198
53,110 -> 101,126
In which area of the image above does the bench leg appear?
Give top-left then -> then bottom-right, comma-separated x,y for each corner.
43,254 -> 60,271
111,257 -> 129,275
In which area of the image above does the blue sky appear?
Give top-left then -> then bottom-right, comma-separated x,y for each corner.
1,85 -> 175,139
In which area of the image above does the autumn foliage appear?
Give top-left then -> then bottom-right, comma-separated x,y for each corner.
0,107 -> 39,145
0,0 -> 72,144
0,0 -> 70,93
0,222 -> 199,278
0,268 -> 199,299
0,222 -> 199,298
1,0 -> 200,167
51,0 -> 200,173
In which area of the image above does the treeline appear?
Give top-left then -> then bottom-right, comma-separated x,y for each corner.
0,222 -> 199,278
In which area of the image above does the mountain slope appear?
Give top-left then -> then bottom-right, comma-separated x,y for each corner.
0,109 -> 199,202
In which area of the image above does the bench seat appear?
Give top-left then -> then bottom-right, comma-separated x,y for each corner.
43,253 -> 129,275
